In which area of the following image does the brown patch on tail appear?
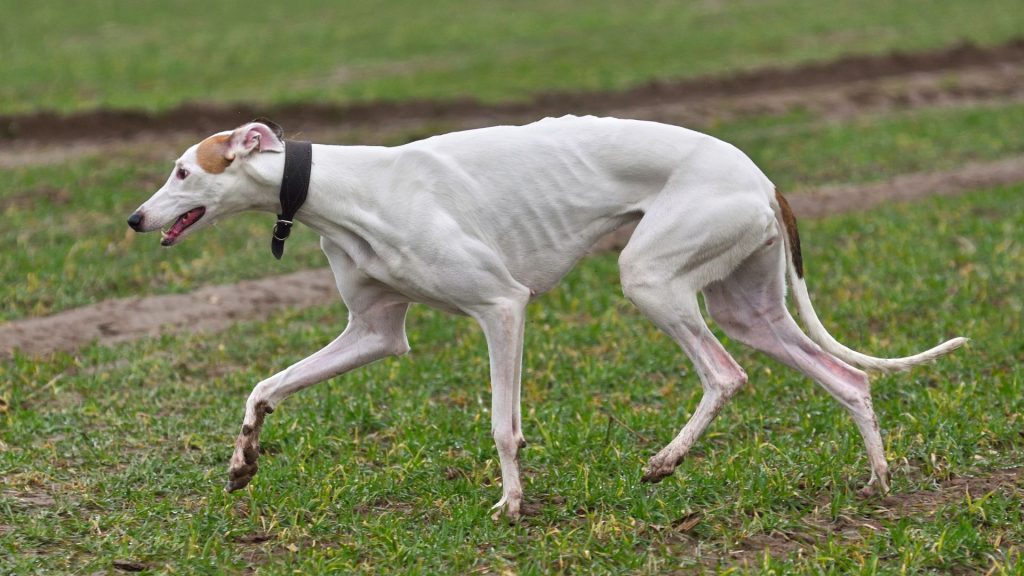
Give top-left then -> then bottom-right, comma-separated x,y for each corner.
775,189 -> 804,279
196,134 -> 232,174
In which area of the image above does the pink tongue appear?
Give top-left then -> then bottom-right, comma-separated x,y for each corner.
169,208 -> 203,236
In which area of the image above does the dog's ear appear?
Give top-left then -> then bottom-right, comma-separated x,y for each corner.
225,121 -> 285,160
251,118 -> 285,140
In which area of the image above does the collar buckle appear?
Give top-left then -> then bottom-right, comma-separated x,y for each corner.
272,218 -> 293,241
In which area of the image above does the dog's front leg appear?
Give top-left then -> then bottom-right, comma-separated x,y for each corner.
472,294 -> 529,522
227,302 -> 410,491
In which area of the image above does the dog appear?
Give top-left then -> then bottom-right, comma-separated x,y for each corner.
127,116 -> 965,520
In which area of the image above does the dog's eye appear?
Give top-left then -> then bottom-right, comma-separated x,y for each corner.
176,167 -> 189,180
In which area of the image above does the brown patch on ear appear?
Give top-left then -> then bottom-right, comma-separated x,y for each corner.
196,134 -> 232,174
775,188 -> 804,279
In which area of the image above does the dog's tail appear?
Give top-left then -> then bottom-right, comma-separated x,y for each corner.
771,189 -> 967,373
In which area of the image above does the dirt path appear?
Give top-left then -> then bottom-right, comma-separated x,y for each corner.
3,155 -> 1021,359
1,39 -> 1022,158
3,59 -> 1022,171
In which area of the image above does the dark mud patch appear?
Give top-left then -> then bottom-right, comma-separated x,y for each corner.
112,559 -> 149,572
232,531 -> 276,545
3,489 -> 56,509
353,498 -> 416,516
3,39 -> 1023,146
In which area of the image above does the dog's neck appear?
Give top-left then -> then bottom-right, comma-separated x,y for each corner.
245,143 -> 393,239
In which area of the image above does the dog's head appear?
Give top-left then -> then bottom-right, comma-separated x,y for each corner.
127,120 -> 286,246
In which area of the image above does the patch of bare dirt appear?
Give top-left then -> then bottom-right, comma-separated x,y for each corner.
352,498 -> 416,516
0,268 -> 336,358
786,156 -> 1024,218
719,468 -> 1022,568
232,532 -> 275,545
112,559 -> 149,572
1,153 -> 1022,360
2,39 -> 1022,148
3,489 -> 56,509
634,468 -> 1022,571
618,60 -> 1024,129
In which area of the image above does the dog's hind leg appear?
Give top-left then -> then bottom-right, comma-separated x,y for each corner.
620,195 -> 772,483
704,242 -> 890,493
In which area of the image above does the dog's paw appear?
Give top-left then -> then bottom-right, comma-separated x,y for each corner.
856,468 -> 891,499
489,493 -> 522,524
226,403 -> 274,492
641,455 -> 678,484
226,442 -> 260,492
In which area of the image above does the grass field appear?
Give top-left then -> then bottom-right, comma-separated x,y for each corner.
2,1 -> 1023,574
1,0 -> 1023,114
2,184 -> 1021,573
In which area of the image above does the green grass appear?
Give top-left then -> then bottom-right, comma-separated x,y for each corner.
1,0 -> 1022,114
1,183 -> 1021,574
4,101 -> 1024,322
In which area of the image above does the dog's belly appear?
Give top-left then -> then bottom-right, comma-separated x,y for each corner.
484,202 -> 643,295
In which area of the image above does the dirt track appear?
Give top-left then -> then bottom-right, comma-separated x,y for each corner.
2,39 -> 1023,147
3,44 -> 1023,171
3,156 -> 1021,359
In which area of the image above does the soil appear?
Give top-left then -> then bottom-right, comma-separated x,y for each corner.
0,268 -> 336,358
720,467 -> 1023,568
1,39 -> 1022,147
2,154 -> 1021,359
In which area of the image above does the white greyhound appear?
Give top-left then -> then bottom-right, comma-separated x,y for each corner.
128,116 -> 965,520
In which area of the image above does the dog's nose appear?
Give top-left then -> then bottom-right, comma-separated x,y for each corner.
127,211 -> 144,231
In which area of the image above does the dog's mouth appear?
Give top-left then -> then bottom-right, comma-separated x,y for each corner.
160,207 -> 206,246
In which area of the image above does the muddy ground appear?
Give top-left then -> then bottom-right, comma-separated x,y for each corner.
2,39 -> 1024,357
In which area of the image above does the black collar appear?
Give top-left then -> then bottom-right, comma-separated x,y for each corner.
271,140 -> 313,259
